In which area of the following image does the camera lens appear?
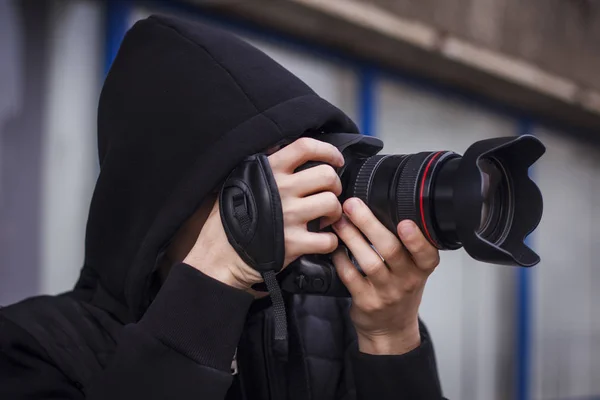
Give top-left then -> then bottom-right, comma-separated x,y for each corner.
344,149 -> 519,252
345,151 -> 461,250
476,158 -> 513,245
333,133 -> 544,267
278,133 -> 544,297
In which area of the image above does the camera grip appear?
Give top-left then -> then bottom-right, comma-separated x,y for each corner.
278,255 -> 350,297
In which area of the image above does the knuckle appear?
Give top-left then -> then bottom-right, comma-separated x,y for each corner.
407,238 -> 428,255
282,199 -> 302,223
422,253 -> 441,271
333,181 -> 343,197
323,191 -> 340,209
401,275 -> 423,294
317,234 -> 338,253
322,165 -> 339,186
333,202 -> 343,220
362,258 -> 385,274
341,265 -> 358,282
325,234 -> 339,252
275,175 -> 291,195
381,293 -> 397,307
267,154 -> 280,171
370,299 -> 384,312
380,241 -> 402,261
296,137 -> 316,154
387,287 -> 403,302
358,299 -> 378,313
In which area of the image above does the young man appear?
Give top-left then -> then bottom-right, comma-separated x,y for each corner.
0,15 -> 445,399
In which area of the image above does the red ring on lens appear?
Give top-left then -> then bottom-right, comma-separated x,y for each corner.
419,151 -> 443,246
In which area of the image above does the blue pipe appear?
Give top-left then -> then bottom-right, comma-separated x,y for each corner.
105,1 -> 131,76
359,66 -> 376,136
516,118 -> 534,400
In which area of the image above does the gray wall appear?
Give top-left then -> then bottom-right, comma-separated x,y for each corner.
0,0 -> 49,305
368,0 -> 600,92
0,0 -> 101,305
533,126 -> 600,399
376,78 -> 518,400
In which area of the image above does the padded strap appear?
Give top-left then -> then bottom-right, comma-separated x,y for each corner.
219,154 -> 288,360
219,154 -> 285,273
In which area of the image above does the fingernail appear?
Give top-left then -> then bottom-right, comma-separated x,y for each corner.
345,198 -> 361,214
399,221 -> 415,237
338,154 -> 345,167
333,216 -> 347,230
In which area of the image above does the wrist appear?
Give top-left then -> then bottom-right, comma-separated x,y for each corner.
356,326 -> 421,355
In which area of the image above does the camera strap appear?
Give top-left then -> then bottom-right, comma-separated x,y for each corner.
219,154 -> 288,360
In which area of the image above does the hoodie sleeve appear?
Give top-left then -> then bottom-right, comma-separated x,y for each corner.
349,321 -> 448,400
0,263 -> 254,400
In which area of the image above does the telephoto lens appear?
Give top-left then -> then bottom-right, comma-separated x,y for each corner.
334,134 -> 545,267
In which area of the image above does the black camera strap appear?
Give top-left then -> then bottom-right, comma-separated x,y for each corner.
219,154 -> 288,360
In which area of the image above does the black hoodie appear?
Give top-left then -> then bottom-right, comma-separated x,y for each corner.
0,15 -> 444,400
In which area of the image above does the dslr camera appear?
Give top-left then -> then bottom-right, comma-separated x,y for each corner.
220,132 -> 545,297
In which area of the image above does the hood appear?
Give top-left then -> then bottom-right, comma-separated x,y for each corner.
78,15 -> 358,321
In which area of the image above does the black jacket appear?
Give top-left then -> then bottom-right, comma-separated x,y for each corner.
0,15 -> 444,400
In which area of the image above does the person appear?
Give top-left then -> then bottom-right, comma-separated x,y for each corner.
0,15 -> 446,399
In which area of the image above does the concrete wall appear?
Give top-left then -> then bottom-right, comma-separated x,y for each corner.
200,0 -> 600,134
0,0 -> 49,305
370,0 -> 600,92
533,126 -> 600,399
0,0 -> 101,305
376,77 -> 518,400
40,0 -> 102,295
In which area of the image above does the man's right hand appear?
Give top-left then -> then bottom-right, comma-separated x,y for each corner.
183,137 -> 344,291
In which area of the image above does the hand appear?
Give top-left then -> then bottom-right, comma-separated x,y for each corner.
184,137 -> 344,292
332,198 -> 440,355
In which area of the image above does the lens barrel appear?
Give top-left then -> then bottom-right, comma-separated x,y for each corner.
346,151 -> 462,250
343,135 -> 545,267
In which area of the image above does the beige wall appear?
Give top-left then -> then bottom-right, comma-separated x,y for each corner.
200,0 -> 600,133
369,0 -> 600,92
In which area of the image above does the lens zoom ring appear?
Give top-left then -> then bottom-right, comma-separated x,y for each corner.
395,153 -> 434,225
352,155 -> 386,203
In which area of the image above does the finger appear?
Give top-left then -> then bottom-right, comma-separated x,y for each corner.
397,220 -> 440,273
288,231 -> 339,258
332,215 -> 390,285
283,164 -> 342,197
342,198 -> 409,271
332,247 -> 370,297
284,191 -> 342,224
268,137 -> 344,172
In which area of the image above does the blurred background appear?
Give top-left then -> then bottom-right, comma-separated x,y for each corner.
1,0 -> 599,399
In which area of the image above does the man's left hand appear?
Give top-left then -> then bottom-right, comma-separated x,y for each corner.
332,197 -> 440,355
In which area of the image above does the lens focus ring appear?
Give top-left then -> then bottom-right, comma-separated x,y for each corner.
395,152 -> 444,245
352,155 -> 387,204
395,154 -> 424,225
